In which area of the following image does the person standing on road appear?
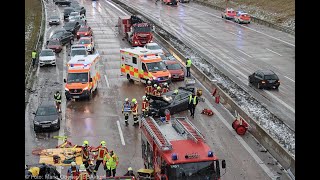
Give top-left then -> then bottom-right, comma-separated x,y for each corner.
162,82 -> 169,94
81,140 -> 91,169
103,150 -> 119,177
122,98 -> 131,126
145,80 -> 153,97
156,86 -> 162,97
141,96 -> 149,117
188,93 -> 198,118
186,57 -> 192,77
131,98 -> 139,126
32,50 -> 37,68
91,141 -> 108,177
152,84 -> 158,96
54,91 -> 62,112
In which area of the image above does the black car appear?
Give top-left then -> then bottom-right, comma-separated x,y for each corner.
63,7 -> 75,20
249,70 -> 280,89
25,164 -> 60,180
48,29 -> 74,45
148,88 -> 193,117
55,0 -> 71,6
63,21 -> 81,35
33,101 -> 61,133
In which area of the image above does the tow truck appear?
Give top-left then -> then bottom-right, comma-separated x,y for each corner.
118,15 -> 153,47
140,116 -> 226,179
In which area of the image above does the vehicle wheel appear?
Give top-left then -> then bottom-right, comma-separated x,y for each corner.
88,90 -> 93,100
275,85 -> 279,90
34,128 -> 40,133
127,74 -> 133,83
248,21 -> 251,24
248,77 -> 252,83
257,82 -> 262,89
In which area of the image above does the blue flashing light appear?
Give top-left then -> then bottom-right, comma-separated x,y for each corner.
70,64 -> 74,67
144,55 -> 147,58
84,64 -> 87,67
208,151 -> 214,157
172,153 -> 178,160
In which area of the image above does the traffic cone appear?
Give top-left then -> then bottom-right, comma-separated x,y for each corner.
215,95 -> 220,104
212,88 -> 217,96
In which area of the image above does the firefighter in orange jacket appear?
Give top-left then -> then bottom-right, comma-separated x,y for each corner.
141,96 -> 149,117
162,82 -> 169,94
152,84 -> 158,96
92,141 -> 108,176
145,80 -> 153,97
81,140 -> 91,169
131,98 -> 139,126
155,86 -> 162,96
77,164 -> 89,180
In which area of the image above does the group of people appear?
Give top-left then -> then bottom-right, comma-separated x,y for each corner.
145,80 -> 170,97
66,140 -> 122,179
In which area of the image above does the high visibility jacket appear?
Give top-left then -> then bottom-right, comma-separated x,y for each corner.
122,102 -> 131,112
78,171 -> 89,180
132,104 -> 138,115
142,100 -> 149,111
67,167 -> 79,180
54,93 -> 62,102
104,153 -> 119,170
145,85 -> 153,94
162,87 -> 168,94
32,51 -> 37,59
189,95 -> 197,105
152,89 -> 158,96
92,145 -> 108,160
186,59 -> 192,67
82,147 -> 90,161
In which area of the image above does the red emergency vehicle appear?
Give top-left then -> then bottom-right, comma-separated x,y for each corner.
140,116 -> 226,179
118,15 -> 153,47
162,0 -> 178,5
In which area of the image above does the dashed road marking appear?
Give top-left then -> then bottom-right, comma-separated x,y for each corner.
237,49 -> 253,58
104,74 -> 110,88
266,48 -> 282,56
117,120 -> 126,146
284,76 -> 295,83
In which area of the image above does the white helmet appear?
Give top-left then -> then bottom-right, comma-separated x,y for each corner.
164,82 -> 168,86
125,98 -> 129,101
154,84 -> 157,88
71,162 -> 76,167
147,80 -> 151,84
142,96 -> 146,100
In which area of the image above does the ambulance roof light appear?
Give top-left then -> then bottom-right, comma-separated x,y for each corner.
171,153 -> 178,160
208,151 -> 214,157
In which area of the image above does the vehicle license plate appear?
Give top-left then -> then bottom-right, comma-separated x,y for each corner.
73,96 -> 80,98
42,125 -> 50,128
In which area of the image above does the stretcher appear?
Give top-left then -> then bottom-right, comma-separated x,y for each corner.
39,148 -> 83,166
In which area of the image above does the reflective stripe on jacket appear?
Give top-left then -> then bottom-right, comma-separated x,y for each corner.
186,59 -> 192,67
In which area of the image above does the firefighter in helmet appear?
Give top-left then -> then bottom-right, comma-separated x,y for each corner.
162,82 -> 169,94
156,86 -> 161,97
131,98 -> 139,126
152,84 -> 158,96
145,80 -> 153,97
92,141 -> 108,176
81,140 -> 91,169
122,98 -> 131,126
141,96 -> 150,117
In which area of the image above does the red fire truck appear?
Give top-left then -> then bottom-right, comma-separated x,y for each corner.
118,15 -> 153,47
140,116 -> 226,180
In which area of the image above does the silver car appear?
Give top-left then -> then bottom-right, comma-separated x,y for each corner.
39,49 -> 56,66
49,15 -> 60,25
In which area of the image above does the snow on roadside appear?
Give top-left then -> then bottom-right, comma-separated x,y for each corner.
157,29 -> 295,155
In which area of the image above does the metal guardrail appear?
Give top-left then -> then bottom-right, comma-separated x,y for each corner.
192,0 -> 295,35
109,0 -> 295,176
25,0 -> 46,87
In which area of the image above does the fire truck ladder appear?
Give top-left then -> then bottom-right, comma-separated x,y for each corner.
174,117 -> 205,143
141,117 -> 172,151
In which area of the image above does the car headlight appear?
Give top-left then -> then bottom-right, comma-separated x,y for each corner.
34,121 -> 40,125
52,119 -> 59,124
83,86 -> 88,90
153,77 -> 157,80
168,74 -> 171,78
65,87 -> 69,91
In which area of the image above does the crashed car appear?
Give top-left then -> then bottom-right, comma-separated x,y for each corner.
25,163 -> 60,180
148,88 -> 193,117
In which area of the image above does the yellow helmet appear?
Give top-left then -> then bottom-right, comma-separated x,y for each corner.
157,86 -> 161,90
128,167 -> 133,171
174,89 -> 178,94
132,98 -> 137,103
83,140 -> 89,146
100,141 -> 106,146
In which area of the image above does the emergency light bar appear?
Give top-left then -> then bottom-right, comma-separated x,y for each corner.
171,153 -> 178,160
208,151 -> 214,157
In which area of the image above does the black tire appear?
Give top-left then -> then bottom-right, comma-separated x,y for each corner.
257,82 -> 262,89
248,77 -> 252,83
88,90 -> 93,100
275,85 -> 279,90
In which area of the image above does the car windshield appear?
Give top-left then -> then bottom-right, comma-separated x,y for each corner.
36,106 -> 57,116
167,63 -> 181,70
146,61 -> 166,72
48,41 -> 60,45
133,26 -> 151,33
79,27 -> 88,32
71,49 -> 87,56
166,161 -> 220,180
40,50 -> 54,56
265,74 -> 278,80
51,32 -> 63,38
79,39 -> 91,44
147,44 -> 161,50
160,54 -> 168,60
67,72 -> 88,83
50,16 -> 59,19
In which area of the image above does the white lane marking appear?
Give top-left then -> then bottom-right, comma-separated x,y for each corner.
229,31 -> 242,38
194,77 -> 278,180
104,0 -> 128,15
117,120 -> 126,146
284,76 -> 295,82
181,3 -> 295,47
266,48 -> 282,56
55,61 -> 59,82
237,49 -> 253,58
206,32 -> 216,39
265,91 -> 295,113
104,74 -> 110,88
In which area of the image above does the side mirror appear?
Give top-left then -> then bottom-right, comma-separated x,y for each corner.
222,160 -> 226,169
64,79 -> 66,83
89,78 -> 93,82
